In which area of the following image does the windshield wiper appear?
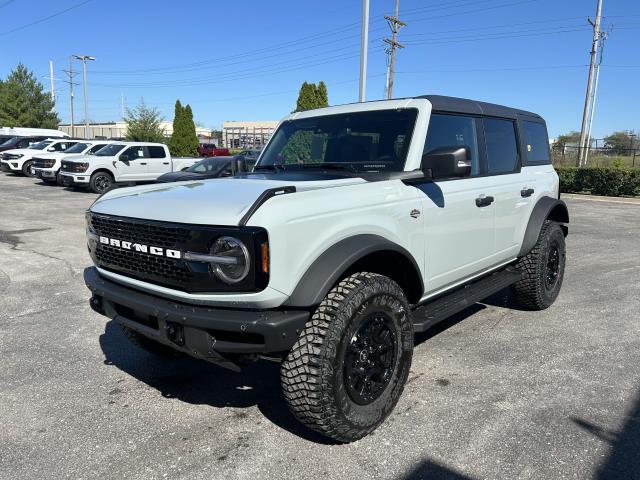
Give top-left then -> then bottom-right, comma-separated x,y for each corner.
297,162 -> 358,174
253,164 -> 287,172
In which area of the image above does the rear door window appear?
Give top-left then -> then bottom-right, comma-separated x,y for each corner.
484,118 -> 519,174
522,121 -> 551,164
147,146 -> 167,158
424,114 -> 480,175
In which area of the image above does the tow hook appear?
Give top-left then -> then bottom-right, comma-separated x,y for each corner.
89,295 -> 104,315
165,321 -> 185,346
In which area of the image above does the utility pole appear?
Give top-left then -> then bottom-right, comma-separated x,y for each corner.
578,0 -> 604,167
359,0 -> 370,102
62,57 -> 79,138
48,60 -> 55,101
73,54 -> 96,139
384,0 -> 406,99
584,30 -> 609,165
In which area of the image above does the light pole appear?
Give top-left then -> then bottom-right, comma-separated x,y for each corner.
73,54 -> 96,139
629,133 -> 636,167
358,0 -> 369,102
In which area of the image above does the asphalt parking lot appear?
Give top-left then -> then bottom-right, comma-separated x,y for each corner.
0,174 -> 639,480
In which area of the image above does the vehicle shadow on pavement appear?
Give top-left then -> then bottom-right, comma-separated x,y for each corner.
99,320 -> 337,444
414,303 -> 486,347
399,459 -> 473,479
571,387 -> 640,479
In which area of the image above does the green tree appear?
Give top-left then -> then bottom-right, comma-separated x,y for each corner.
604,131 -> 639,154
294,81 -> 329,112
552,131 -> 581,151
168,100 -> 199,156
316,81 -> 329,108
0,63 -> 59,128
124,99 -> 165,142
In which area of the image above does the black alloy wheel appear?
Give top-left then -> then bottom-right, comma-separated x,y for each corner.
344,312 -> 398,405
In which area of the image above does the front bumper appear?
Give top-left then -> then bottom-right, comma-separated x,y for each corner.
1,160 -> 20,172
84,267 -> 309,366
34,168 -> 57,179
59,172 -> 90,185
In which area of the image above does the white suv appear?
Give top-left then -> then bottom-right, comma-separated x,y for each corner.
1,138 -> 79,176
83,95 -> 569,442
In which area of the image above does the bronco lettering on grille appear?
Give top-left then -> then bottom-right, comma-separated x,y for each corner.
99,236 -> 182,259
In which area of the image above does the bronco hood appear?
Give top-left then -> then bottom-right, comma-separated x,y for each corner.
90,175 -> 366,226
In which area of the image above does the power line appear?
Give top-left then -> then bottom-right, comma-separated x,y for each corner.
0,0 -> 93,36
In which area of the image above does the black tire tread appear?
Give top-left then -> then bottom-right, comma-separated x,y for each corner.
281,272 -> 412,442
512,220 -> 564,310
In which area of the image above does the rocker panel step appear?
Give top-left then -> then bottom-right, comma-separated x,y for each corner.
412,268 -> 522,333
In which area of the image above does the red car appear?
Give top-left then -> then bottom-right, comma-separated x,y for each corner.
198,143 -> 230,157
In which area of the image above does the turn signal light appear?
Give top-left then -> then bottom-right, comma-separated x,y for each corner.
261,242 -> 269,274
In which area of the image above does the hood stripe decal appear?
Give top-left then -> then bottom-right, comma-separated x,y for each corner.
238,186 -> 296,227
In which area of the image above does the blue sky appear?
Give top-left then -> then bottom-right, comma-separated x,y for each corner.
2,0 -> 639,138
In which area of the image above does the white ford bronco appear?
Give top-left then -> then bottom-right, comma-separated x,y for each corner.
84,96 -> 568,442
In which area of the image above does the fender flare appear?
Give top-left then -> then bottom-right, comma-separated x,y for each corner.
518,196 -> 569,257
285,234 -> 423,307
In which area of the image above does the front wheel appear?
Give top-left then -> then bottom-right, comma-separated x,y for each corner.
22,160 -> 36,177
512,220 -> 566,310
281,272 -> 413,443
89,171 -> 114,194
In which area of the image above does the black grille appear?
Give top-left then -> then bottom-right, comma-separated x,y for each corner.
88,213 -> 269,293
90,214 -> 193,248
61,160 -> 86,173
95,244 -> 190,283
33,157 -> 55,168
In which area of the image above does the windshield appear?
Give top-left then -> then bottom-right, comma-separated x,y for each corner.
187,158 -> 226,173
0,137 -> 17,147
257,109 -> 417,173
30,140 -> 53,150
95,144 -> 126,156
63,142 -> 90,154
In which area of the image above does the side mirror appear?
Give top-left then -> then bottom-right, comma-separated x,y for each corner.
47,147 -> 55,152
118,154 -> 128,162
422,146 -> 472,179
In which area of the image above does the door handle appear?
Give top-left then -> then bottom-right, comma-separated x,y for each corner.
163,162 -> 170,165
475,195 -> 495,207
521,188 -> 534,198
140,162 -> 147,165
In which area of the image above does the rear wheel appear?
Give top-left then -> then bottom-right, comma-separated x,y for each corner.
118,324 -> 178,358
89,171 -> 114,194
281,272 -> 413,443
512,220 -> 566,310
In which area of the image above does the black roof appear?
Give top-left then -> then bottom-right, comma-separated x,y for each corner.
417,95 -> 542,121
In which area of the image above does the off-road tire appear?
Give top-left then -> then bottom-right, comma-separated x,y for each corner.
22,160 -> 35,177
512,220 -> 566,310
118,324 -> 179,358
89,171 -> 114,194
281,272 -> 413,443
56,173 -> 65,186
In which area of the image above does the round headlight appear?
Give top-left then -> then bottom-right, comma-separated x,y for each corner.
210,236 -> 250,284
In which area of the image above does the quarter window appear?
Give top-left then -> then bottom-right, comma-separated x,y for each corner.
424,114 -> 480,175
484,118 -> 518,174
522,121 -> 550,164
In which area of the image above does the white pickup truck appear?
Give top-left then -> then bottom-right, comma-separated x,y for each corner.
58,142 -> 198,193
1,138 -> 79,176
33,140 -> 115,185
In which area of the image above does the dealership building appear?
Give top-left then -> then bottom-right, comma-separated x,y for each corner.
58,121 -> 212,140
222,120 -> 279,149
